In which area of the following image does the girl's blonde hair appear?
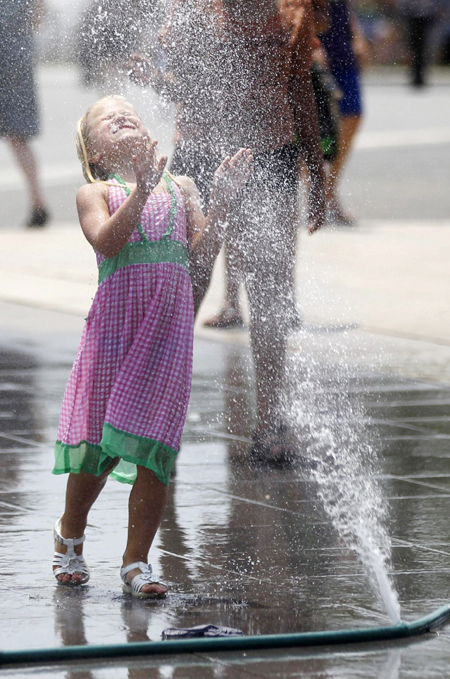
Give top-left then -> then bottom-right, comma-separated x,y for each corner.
76,94 -> 180,188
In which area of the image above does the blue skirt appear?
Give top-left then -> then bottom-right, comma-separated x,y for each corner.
332,67 -> 363,118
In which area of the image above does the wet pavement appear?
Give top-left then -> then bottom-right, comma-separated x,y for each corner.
0,303 -> 449,678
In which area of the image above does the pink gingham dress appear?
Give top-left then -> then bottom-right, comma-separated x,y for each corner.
53,175 -> 193,486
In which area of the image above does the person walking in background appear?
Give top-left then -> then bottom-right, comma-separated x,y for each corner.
320,0 -> 369,225
52,95 -> 252,594
399,0 -> 439,87
201,0 -> 329,331
0,0 -> 49,228
128,0 -> 326,463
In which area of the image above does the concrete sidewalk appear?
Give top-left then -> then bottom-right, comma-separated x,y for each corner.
1,217 -> 450,383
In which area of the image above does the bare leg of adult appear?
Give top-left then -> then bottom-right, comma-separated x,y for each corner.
55,466 -> 116,584
326,114 -> 361,224
122,466 -> 168,596
250,240 -> 295,430
240,189 -> 298,461
286,188 -> 302,329
251,313 -> 288,431
408,16 -> 434,87
224,238 -> 241,311
7,136 -> 46,208
204,237 -> 244,328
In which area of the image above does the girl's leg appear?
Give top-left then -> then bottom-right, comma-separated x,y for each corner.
122,466 -> 169,596
55,466 -> 115,584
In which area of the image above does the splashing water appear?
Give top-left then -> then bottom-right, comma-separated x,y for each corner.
38,0 -> 402,622
286,346 -> 401,624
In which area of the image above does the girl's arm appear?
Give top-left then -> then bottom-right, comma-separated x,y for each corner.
178,178 -> 227,273
76,140 -> 167,258
180,149 -> 253,270
178,177 -> 225,315
177,149 -> 253,314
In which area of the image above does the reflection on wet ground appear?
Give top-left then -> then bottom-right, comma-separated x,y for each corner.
0,322 -> 449,678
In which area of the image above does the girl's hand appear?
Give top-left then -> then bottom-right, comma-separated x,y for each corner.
211,148 -> 253,206
132,138 -> 167,194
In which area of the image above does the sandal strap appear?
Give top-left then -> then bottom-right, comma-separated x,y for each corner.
120,562 -> 167,593
54,519 -> 85,558
55,533 -> 85,546
120,561 -> 148,580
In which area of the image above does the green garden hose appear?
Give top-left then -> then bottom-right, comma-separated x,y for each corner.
1,604 -> 449,667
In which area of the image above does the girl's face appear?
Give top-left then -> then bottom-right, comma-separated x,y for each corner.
87,99 -> 148,167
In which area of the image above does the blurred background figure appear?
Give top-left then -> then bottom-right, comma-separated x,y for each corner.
310,58 -> 341,168
0,0 -> 49,228
201,0 -> 331,331
398,0 -> 439,87
320,0 -> 370,225
76,0 -> 157,94
129,0 -> 326,461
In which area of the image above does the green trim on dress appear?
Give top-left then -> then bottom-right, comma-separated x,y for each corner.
53,423 -> 178,487
53,440 -> 106,476
98,238 -> 189,284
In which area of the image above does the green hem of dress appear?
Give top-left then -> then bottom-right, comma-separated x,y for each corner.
53,425 -> 177,487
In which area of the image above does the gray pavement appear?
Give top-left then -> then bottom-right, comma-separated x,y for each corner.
0,65 -> 450,677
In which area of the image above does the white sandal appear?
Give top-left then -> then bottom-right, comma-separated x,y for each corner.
120,561 -> 167,599
53,518 -> 89,586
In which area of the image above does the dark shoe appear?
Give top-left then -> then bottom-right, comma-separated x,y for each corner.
326,207 -> 356,226
26,207 -> 49,228
250,424 -> 297,468
412,77 -> 425,88
326,198 -> 356,226
204,307 -> 245,329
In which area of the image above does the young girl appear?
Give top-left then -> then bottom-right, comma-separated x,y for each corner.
52,95 -> 252,598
